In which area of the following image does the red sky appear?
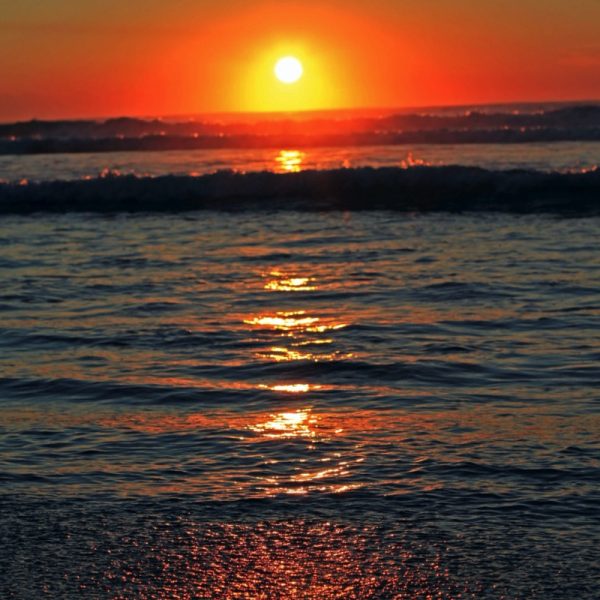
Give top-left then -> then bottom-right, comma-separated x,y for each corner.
1,0 -> 599,120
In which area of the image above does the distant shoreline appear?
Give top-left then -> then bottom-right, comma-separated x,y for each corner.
3,99 -> 599,126
2,103 -> 598,155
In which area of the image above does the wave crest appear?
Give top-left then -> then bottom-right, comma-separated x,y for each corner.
1,166 -> 598,214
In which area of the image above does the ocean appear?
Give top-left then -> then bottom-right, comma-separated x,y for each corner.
1,104 -> 599,598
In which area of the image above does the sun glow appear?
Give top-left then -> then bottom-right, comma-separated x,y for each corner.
274,56 -> 303,84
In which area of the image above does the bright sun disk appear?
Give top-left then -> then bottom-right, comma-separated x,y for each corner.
274,56 -> 303,84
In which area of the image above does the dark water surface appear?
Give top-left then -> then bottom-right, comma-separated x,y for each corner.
1,212 -> 599,598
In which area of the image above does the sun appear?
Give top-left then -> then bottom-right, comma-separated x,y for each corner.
274,56 -> 303,84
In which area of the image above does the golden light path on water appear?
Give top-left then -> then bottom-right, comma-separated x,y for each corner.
275,149 -> 305,172
263,271 -> 316,292
246,407 -> 364,496
245,270 -> 352,363
248,409 -> 317,439
244,311 -> 347,334
240,267 -> 361,497
257,383 -> 318,393
248,314 -> 351,360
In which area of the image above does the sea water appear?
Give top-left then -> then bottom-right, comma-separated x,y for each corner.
1,116 -> 599,598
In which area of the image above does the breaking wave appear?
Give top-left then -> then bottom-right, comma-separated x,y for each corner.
1,165 -> 599,214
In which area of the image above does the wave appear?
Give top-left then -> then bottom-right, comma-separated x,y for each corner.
1,104 -> 599,154
1,166 -> 599,214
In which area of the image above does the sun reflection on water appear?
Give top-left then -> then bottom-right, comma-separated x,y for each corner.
264,276 -> 316,292
245,307 -> 351,362
248,409 -> 317,439
258,383 -> 319,393
275,149 -> 305,172
263,270 -> 317,291
258,345 -> 351,362
247,409 -> 365,496
245,312 -> 319,331
240,267 -> 360,494
244,311 -> 348,333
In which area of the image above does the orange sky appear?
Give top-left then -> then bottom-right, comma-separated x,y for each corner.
1,0 -> 599,120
